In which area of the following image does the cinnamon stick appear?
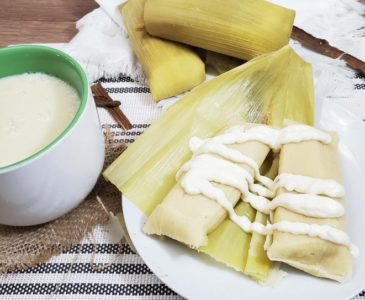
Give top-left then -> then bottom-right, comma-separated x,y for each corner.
291,26 -> 365,75
91,83 -> 133,131
94,96 -> 121,108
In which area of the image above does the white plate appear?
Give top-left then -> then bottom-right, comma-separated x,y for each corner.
123,100 -> 365,300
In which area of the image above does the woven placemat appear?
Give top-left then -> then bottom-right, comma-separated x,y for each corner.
0,135 -> 127,273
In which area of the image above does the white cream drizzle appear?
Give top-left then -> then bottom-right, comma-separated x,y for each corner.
177,124 -> 359,256
268,193 -> 345,218
199,124 -> 332,152
273,173 -> 345,198
179,155 -> 345,219
189,136 -> 274,189
177,154 -> 270,201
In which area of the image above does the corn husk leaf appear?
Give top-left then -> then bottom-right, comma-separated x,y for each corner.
244,212 -> 273,282
104,45 -> 314,216
205,51 -> 244,75
199,202 -> 255,272
120,0 -> 205,101
144,0 -> 295,61
201,152 -> 278,282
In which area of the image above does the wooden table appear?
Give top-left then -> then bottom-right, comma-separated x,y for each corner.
1,0 -> 363,49
0,0 -> 97,47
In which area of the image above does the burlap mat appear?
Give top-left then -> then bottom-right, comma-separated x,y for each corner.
0,135 -> 127,274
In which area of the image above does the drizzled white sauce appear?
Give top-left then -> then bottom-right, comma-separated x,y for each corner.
268,193 -> 344,218
273,173 -> 345,198
177,154 -> 270,201
179,156 -> 344,218
278,125 -> 332,150
189,136 -> 274,189
178,124 -> 359,256
198,124 -> 332,153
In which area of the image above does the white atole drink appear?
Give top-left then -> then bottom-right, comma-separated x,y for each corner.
0,73 -> 80,167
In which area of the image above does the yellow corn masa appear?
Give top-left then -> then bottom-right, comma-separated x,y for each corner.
120,0 -> 205,101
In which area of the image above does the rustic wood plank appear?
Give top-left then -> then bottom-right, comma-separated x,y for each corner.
0,21 -> 77,47
0,0 -> 97,21
0,0 -> 97,47
0,0 -> 363,49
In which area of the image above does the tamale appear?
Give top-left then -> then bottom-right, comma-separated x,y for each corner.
144,135 -> 270,248
104,46 -> 314,217
120,0 -> 205,101
267,133 -> 353,282
144,0 -> 295,61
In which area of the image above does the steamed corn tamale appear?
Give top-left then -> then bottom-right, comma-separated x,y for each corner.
144,0 -> 295,61
267,134 -> 353,282
120,0 -> 205,101
144,135 -> 270,248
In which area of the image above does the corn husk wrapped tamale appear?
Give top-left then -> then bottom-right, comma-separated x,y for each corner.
144,0 -> 295,61
144,135 -> 270,247
104,46 -> 314,282
120,0 -> 205,101
267,134 -> 353,282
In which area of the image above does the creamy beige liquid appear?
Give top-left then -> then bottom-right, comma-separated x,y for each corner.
0,73 -> 80,168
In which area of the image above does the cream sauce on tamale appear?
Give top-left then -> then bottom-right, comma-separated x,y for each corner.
272,173 -> 345,198
178,124 -> 359,257
197,124 -> 332,152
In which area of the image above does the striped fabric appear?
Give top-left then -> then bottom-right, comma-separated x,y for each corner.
0,75 -> 364,299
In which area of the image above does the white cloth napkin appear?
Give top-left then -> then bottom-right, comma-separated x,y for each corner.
273,0 -> 365,100
273,0 -> 365,61
62,5 -> 145,83
62,0 -> 364,101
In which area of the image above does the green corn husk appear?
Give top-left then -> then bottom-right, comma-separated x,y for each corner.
104,45 -> 314,217
205,51 -> 244,75
244,212 -> 273,282
144,0 -> 295,61
120,0 -> 205,101
243,153 -> 278,282
201,152 -> 279,282
199,202 -> 256,272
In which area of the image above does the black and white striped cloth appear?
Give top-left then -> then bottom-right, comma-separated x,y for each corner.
0,75 -> 364,299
